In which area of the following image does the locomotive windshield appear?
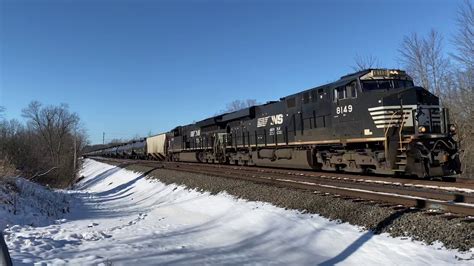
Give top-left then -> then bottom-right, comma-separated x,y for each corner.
361,79 -> 414,90
359,69 -> 414,90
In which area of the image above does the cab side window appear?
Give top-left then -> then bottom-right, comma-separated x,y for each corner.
334,87 -> 346,100
346,81 -> 357,98
334,81 -> 357,101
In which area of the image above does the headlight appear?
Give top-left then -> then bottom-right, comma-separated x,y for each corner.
418,126 -> 427,133
449,125 -> 456,133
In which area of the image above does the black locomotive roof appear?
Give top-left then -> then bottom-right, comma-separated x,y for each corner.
282,68 -> 407,100
281,69 -> 371,100
339,69 -> 372,80
193,68 -> 407,127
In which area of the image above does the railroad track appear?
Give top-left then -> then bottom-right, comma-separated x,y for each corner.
90,157 -> 474,216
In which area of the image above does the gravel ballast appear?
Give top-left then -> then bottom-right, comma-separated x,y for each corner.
107,162 -> 473,251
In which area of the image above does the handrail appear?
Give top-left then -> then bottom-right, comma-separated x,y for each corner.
399,109 -> 406,151
383,110 -> 403,160
0,232 -> 12,266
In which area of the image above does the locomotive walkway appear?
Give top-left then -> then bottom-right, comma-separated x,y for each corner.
92,157 -> 474,216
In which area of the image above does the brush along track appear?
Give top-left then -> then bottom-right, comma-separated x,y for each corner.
91,157 -> 474,216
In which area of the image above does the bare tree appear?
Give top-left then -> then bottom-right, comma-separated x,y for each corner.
0,106 -> 4,119
0,119 -> 23,177
219,99 -> 259,114
446,1 -> 474,177
0,102 -> 86,185
442,71 -> 474,176
246,99 -> 258,107
399,33 -> 430,90
425,31 -> 450,95
398,30 -> 450,95
452,0 -> 474,70
22,101 -> 80,166
14,101 -> 86,186
351,54 -> 380,71
0,119 -> 39,178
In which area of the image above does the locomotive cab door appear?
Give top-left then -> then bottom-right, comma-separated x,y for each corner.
332,81 -> 359,138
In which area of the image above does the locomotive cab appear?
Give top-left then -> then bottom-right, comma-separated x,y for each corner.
356,69 -> 461,177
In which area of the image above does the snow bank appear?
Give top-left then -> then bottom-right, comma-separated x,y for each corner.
0,177 -> 69,230
2,159 -> 473,265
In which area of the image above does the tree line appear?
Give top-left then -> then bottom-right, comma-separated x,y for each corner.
0,101 -> 87,187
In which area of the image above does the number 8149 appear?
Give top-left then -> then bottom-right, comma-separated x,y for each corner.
336,105 -> 353,114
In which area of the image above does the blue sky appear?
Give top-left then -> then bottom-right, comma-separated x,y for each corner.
0,0 -> 462,144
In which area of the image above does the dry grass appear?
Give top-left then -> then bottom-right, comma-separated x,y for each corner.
0,159 -> 17,178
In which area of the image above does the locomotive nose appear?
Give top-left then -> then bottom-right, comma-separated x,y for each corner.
415,87 -> 439,105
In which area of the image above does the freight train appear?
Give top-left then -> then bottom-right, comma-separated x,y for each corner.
86,69 -> 461,179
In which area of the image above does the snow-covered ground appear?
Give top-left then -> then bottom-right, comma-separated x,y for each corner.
1,159 -> 473,265
0,177 -> 70,230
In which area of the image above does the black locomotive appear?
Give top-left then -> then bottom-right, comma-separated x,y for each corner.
88,69 -> 461,178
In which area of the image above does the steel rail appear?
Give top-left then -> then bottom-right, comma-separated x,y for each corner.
91,157 -> 474,216
90,156 -> 474,188
163,163 -> 474,216
169,162 -> 474,203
